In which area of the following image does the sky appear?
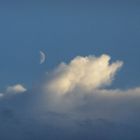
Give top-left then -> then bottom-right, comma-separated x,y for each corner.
0,1 -> 140,140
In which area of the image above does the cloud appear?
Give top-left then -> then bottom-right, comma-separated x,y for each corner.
0,93 -> 4,98
1,54 -> 140,140
6,84 -> 27,94
46,54 -> 123,95
1,85 -> 140,140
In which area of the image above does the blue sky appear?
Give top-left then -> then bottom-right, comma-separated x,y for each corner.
0,1 -> 140,139
0,1 -> 140,90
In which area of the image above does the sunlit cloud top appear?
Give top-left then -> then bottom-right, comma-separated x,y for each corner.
47,54 -> 123,95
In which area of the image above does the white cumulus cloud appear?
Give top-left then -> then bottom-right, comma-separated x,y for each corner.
46,54 -> 123,95
6,84 -> 27,94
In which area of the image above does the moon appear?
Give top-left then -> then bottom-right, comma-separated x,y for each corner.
40,51 -> 46,64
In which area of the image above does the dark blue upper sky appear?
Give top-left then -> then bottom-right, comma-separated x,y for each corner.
0,0 -> 140,90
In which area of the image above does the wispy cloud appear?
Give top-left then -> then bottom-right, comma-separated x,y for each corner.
6,84 -> 27,94
0,93 -> 4,98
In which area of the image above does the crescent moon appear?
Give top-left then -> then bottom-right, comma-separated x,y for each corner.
40,51 -> 46,64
